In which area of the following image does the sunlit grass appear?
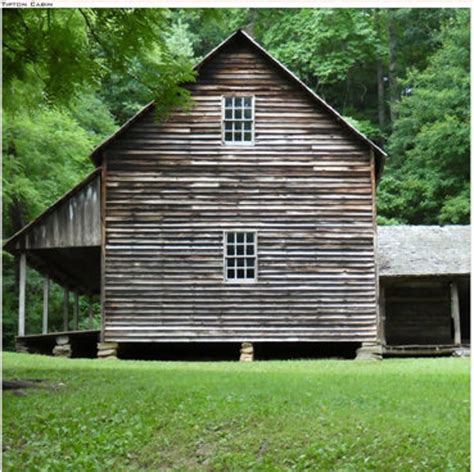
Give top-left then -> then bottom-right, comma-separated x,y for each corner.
2,353 -> 470,471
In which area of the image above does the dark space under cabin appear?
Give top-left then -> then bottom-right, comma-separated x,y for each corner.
4,30 -> 471,360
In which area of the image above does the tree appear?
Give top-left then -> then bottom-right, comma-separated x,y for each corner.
3,9 -> 195,113
377,10 -> 470,225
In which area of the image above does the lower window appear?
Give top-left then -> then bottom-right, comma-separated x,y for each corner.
224,231 -> 257,281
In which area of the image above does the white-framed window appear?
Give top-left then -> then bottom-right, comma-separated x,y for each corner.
222,96 -> 254,145
223,231 -> 257,281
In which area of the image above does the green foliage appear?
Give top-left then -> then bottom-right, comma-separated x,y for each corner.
344,116 -> 386,142
258,10 -> 379,85
3,97 -> 115,231
3,9 -> 194,109
3,354 -> 470,470
378,10 -> 470,224
171,9 -> 244,59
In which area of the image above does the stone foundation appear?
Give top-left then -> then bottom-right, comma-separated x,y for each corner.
97,342 -> 119,360
240,342 -> 254,362
355,342 -> 383,361
453,346 -> 470,357
53,335 -> 71,358
15,341 -> 29,354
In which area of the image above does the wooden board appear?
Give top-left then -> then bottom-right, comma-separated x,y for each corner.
8,174 -> 101,250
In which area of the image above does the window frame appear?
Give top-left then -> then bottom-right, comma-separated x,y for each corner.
221,96 -> 255,146
223,230 -> 258,283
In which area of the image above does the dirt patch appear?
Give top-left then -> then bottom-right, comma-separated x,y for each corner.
3,379 -> 65,396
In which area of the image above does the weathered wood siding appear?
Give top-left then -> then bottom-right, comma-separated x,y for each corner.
383,278 -> 452,345
104,39 -> 377,343
9,175 -> 101,250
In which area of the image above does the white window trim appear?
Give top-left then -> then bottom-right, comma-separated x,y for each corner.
221,96 -> 255,146
223,230 -> 258,283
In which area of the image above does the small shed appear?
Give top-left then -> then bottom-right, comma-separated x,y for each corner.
378,225 -> 470,352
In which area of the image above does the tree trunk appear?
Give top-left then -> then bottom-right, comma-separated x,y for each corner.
388,11 -> 398,125
245,9 -> 258,36
373,9 -> 387,131
377,61 -> 385,129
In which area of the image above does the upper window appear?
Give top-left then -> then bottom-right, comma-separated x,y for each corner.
224,231 -> 257,281
223,96 -> 254,144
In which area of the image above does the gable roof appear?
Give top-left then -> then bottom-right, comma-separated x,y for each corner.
377,225 -> 471,277
90,29 -> 387,177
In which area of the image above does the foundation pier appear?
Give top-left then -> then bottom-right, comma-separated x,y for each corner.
97,342 -> 119,360
53,335 -> 72,358
240,342 -> 254,362
355,342 -> 382,361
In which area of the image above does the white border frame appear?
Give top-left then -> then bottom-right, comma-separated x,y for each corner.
222,230 -> 258,283
221,95 -> 255,146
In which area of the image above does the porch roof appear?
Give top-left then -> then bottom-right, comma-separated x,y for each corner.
378,225 -> 471,278
3,169 -> 102,294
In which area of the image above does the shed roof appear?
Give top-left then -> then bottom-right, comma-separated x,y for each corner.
90,29 -> 387,178
378,225 -> 471,277
3,168 -> 101,252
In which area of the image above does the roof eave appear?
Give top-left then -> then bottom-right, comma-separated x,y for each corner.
3,168 -> 102,253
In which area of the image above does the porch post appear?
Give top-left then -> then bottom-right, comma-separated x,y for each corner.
450,281 -> 461,346
63,288 -> 69,331
42,275 -> 49,334
18,253 -> 27,337
88,295 -> 93,329
378,283 -> 386,345
73,292 -> 79,330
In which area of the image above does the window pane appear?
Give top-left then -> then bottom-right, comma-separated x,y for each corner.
224,231 -> 257,281
223,97 -> 253,145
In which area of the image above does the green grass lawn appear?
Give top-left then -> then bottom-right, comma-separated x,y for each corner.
2,353 -> 470,471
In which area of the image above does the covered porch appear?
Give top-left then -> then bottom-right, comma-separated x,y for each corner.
4,169 -> 103,357
377,225 -> 470,357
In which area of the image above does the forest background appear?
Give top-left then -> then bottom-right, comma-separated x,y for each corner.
2,8 -> 470,348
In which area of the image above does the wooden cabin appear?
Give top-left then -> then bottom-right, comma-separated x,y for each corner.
4,30 -> 469,360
